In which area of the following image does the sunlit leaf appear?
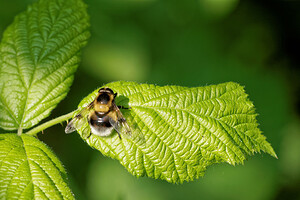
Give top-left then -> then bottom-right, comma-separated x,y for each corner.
0,134 -> 74,199
72,81 -> 277,183
0,0 -> 90,131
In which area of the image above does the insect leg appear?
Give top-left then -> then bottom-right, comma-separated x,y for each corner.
117,132 -> 122,140
86,132 -> 92,138
86,115 -> 92,138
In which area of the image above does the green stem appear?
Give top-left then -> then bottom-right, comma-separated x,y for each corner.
26,110 -> 76,136
17,127 -> 23,136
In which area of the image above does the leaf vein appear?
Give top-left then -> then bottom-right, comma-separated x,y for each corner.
30,159 -> 64,199
0,86 -> 19,126
136,106 -> 246,163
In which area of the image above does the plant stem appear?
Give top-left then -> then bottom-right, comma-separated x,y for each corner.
17,127 -> 23,136
26,111 -> 76,136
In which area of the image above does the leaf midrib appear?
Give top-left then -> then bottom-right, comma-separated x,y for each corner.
8,2 -> 86,129
133,108 -> 212,180
132,105 -> 252,163
130,113 -> 184,182
21,138 -> 65,199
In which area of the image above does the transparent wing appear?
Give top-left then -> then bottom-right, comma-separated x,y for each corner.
108,116 -> 122,138
110,104 -> 145,144
114,104 -> 131,135
108,104 -> 131,137
65,102 -> 93,134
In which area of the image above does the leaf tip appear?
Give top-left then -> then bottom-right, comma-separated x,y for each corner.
268,148 -> 278,159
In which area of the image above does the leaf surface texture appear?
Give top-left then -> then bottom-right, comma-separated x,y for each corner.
0,0 -> 90,130
0,134 -> 74,199
75,81 -> 277,183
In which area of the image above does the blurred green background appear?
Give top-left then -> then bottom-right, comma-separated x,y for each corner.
1,0 -> 300,199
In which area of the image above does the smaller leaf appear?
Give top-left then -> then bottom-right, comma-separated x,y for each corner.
0,134 -> 74,199
0,0 -> 90,131
73,81 -> 276,183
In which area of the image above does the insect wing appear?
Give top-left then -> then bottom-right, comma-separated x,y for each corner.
65,119 -> 77,133
108,116 -> 122,139
65,103 -> 93,134
114,104 -> 131,135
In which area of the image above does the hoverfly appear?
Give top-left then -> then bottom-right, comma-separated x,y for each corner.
65,87 -> 131,139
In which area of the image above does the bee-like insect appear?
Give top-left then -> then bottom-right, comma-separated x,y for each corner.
65,87 -> 131,139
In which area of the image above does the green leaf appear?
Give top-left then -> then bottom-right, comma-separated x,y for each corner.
0,0 -> 90,131
73,81 -> 277,183
0,134 -> 74,199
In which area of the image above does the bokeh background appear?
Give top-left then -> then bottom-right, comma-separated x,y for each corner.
1,0 -> 299,199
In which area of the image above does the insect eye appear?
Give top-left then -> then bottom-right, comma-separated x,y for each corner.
98,87 -> 114,94
106,88 -> 114,94
97,93 -> 110,104
98,88 -> 105,93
